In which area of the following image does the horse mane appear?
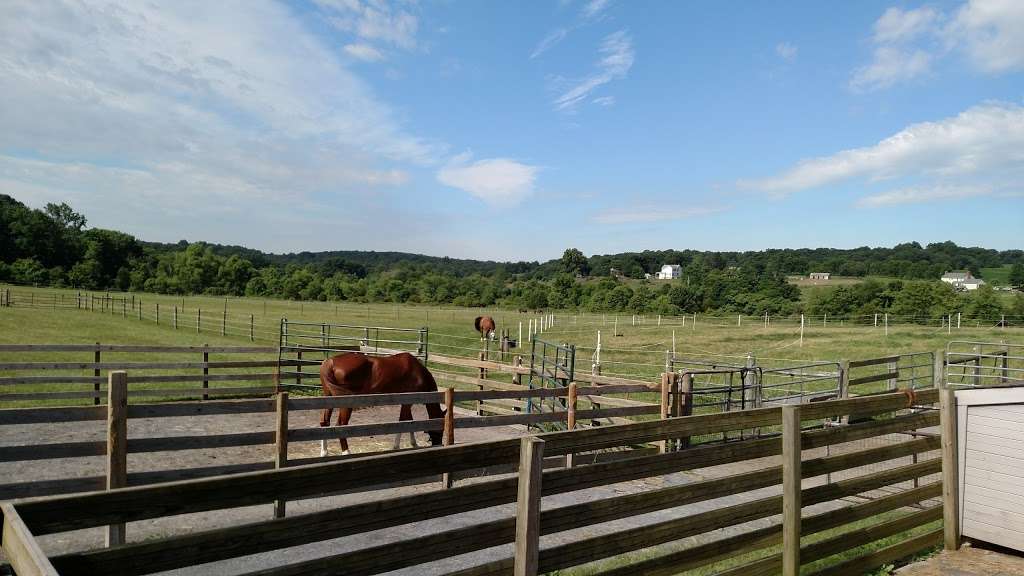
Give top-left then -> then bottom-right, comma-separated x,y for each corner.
474,316 -> 482,331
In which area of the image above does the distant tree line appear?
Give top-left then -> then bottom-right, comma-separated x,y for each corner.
1,195 -> 1021,318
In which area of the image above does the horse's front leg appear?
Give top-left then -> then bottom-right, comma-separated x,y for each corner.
396,404 -> 418,449
336,407 -> 352,455
319,407 -> 333,457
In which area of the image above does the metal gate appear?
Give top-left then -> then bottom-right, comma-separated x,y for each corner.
526,336 -> 575,430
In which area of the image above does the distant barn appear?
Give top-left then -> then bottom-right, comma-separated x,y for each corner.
809,272 -> 830,280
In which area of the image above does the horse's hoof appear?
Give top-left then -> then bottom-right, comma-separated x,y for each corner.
342,449 -> 350,456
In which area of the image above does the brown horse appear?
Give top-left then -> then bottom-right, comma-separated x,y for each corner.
319,352 -> 445,456
474,315 -> 496,340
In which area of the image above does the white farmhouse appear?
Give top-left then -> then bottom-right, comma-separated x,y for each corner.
808,272 -> 830,280
942,271 -> 986,291
656,264 -> 682,280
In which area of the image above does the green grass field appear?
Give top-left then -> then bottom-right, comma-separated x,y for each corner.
980,265 -> 1012,287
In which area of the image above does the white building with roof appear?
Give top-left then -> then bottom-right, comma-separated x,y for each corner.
942,271 -> 986,291
656,264 -> 682,280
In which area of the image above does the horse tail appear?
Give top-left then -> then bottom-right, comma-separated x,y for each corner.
474,316 -> 482,332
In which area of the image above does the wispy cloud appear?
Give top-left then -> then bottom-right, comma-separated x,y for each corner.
850,1 -> 1024,91
530,0 -> 614,59
316,0 -> 419,51
344,43 -> 386,62
592,205 -> 726,225
437,153 -> 539,206
592,96 -> 616,106
531,28 -> 568,59
581,0 -> 612,20
742,102 -> 1024,206
554,30 -> 634,112
857,184 -> 993,207
775,42 -> 798,61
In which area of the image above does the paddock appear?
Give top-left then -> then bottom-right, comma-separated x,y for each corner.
1,338 -> 1020,575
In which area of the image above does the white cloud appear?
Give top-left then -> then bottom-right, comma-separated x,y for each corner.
857,184 -> 993,207
850,46 -> 932,91
592,96 -> 616,106
437,154 -> 539,206
851,1 -> 1024,90
775,42 -> 798,61
873,6 -> 939,44
530,0 -> 614,60
0,0 -> 439,248
946,0 -> 1024,73
592,205 -> 726,225
344,43 -> 386,62
531,28 -> 568,59
554,30 -> 634,111
316,0 -> 419,50
581,0 -> 612,20
743,102 -> 1024,203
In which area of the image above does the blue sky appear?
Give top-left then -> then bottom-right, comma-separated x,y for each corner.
1,0 -> 1021,261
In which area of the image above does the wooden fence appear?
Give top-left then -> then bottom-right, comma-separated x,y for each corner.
0,371 -> 660,501
0,344 -> 281,405
1,388 -> 944,576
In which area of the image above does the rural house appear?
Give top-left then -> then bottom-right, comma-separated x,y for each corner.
809,272 -> 830,280
941,270 -> 986,291
656,264 -> 682,280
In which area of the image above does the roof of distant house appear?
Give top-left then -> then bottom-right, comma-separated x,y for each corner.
942,271 -> 973,280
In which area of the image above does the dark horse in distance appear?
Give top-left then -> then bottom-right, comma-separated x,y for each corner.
475,315 -> 496,340
319,352 -> 445,456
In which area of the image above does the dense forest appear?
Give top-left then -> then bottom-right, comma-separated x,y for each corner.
2,195 -> 1022,319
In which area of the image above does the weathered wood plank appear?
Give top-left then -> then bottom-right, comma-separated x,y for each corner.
804,528 -> 942,576
127,431 -> 276,453
126,399 -> 275,418
0,441 -> 107,462
1,503 -> 60,576
514,437 -> 544,576
848,356 -> 901,368
848,371 -> 901,386
0,405 -> 106,426
288,392 -> 445,410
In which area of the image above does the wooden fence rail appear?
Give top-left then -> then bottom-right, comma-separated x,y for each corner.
1,388 -> 943,576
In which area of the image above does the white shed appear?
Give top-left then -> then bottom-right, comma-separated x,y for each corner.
955,387 -> 1024,551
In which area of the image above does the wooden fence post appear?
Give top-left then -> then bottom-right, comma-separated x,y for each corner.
106,371 -> 128,547
94,342 -> 102,406
156,303 -> 159,325
222,310 -> 227,336
442,387 -> 456,489
173,306 -> 178,330
514,437 -> 545,576
202,345 -> 210,401
940,388 -> 960,551
781,404 -> 802,576
933,349 -> 945,389
887,358 -> 898,392
250,314 -> 255,342
274,392 -> 288,518
295,349 -> 303,389
566,382 -> 578,467
659,373 -> 671,454
677,372 -> 691,448
197,308 -> 201,333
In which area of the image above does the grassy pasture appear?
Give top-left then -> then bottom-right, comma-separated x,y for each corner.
1,284 -> 1021,409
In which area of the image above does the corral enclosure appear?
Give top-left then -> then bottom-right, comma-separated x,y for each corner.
1,289 -> 1022,575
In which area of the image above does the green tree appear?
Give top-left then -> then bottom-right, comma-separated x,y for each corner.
968,285 -> 1004,323
560,248 -> 589,276
1009,263 -> 1024,289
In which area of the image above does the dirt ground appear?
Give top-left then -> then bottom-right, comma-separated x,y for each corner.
898,542 -> 1024,575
